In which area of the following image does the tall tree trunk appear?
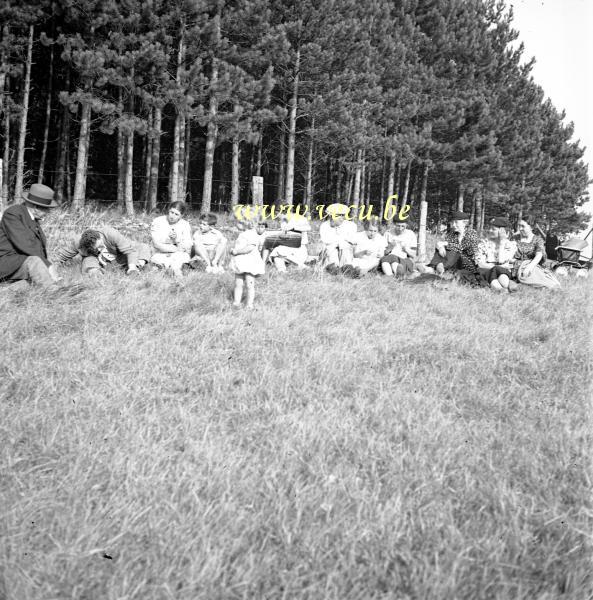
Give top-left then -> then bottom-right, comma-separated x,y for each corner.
65,126 -> 72,204
231,136 -> 240,208
304,123 -> 315,210
474,189 -> 483,235
148,105 -> 162,212
336,160 -> 343,200
323,157 -> 330,204
0,25 -> 8,122
202,58 -> 218,213
170,113 -> 181,204
379,153 -> 387,220
54,97 -> 70,205
395,161 -> 401,198
479,193 -> 486,233
437,188 -> 442,225
387,150 -> 395,197
417,162 -> 429,262
124,131 -> 134,216
517,175 -> 526,224
360,154 -> 366,210
72,100 -> 91,211
365,160 -> 371,209
1,98 -> 8,208
182,118 -> 190,203
408,173 -> 416,209
255,132 -> 262,177
177,112 -> 186,201
402,159 -> 411,205
14,24 -> 34,201
1,54 -> 9,208
38,45 -> 54,184
117,93 -> 125,207
277,127 -> 285,204
230,102 -> 241,207
470,191 -> 476,228
457,183 -> 464,211
170,28 -> 186,204
285,47 -> 300,205
352,149 -> 362,210
141,106 -> 153,210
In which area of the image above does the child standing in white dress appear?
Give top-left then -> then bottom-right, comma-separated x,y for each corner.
229,218 -> 267,308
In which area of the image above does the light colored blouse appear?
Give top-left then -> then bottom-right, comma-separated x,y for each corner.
151,215 -> 192,253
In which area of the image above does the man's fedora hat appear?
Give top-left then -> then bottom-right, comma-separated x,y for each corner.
23,183 -> 59,208
489,216 -> 510,228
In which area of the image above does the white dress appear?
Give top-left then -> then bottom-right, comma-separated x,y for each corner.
150,215 -> 192,270
319,220 -> 358,266
229,229 -> 266,276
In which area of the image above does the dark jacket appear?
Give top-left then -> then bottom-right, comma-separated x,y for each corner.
0,203 -> 50,280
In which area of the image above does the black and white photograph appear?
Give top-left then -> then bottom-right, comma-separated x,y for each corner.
0,0 -> 591,598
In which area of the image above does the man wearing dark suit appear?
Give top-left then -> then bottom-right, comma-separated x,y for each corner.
0,183 -> 59,286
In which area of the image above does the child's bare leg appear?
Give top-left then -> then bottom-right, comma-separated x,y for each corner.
273,257 -> 287,273
498,274 -> 510,289
245,274 -> 255,308
233,275 -> 244,306
212,242 -> 226,267
381,262 -> 393,276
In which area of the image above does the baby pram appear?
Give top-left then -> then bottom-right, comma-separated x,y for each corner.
553,235 -> 592,271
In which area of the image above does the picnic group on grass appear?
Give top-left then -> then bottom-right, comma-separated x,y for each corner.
0,183 -> 566,308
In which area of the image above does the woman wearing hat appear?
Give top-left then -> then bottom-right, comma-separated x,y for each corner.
477,217 -> 518,291
0,183 -> 60,286
427,211 -> 480,276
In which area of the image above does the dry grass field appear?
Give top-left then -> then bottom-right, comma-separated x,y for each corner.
1,209 -> 592,599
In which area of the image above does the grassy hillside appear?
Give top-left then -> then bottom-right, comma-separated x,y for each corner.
1,209 -> 591,599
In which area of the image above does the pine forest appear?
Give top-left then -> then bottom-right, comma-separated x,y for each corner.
0,0 -> 590,237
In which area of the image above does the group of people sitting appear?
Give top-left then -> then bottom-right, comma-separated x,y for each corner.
316,204 -> 560,292
0,186 -> 561,308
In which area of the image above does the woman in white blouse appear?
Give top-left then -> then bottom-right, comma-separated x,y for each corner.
477,216 -> 517,292
150,201 -> 193,277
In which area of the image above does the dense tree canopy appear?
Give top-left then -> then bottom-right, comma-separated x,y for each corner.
0,0 -> 589,235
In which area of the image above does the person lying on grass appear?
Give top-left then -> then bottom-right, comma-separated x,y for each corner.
191,213 -> 228,274
344,217 -> 387,278
319,203 -> 358,275
380,218 -> 418,279
229,216 -> 267,309
512,219 -> 560,289
150,201 -> 193,277
477,217 -> 518,292
55,227 -> 152,277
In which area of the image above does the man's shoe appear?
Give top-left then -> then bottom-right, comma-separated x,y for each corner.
325,264 -> 339,275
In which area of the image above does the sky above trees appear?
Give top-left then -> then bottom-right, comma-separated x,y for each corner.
509,0 -> 592,225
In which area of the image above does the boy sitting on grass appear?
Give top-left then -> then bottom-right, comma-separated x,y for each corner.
191,213 -> 228,273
